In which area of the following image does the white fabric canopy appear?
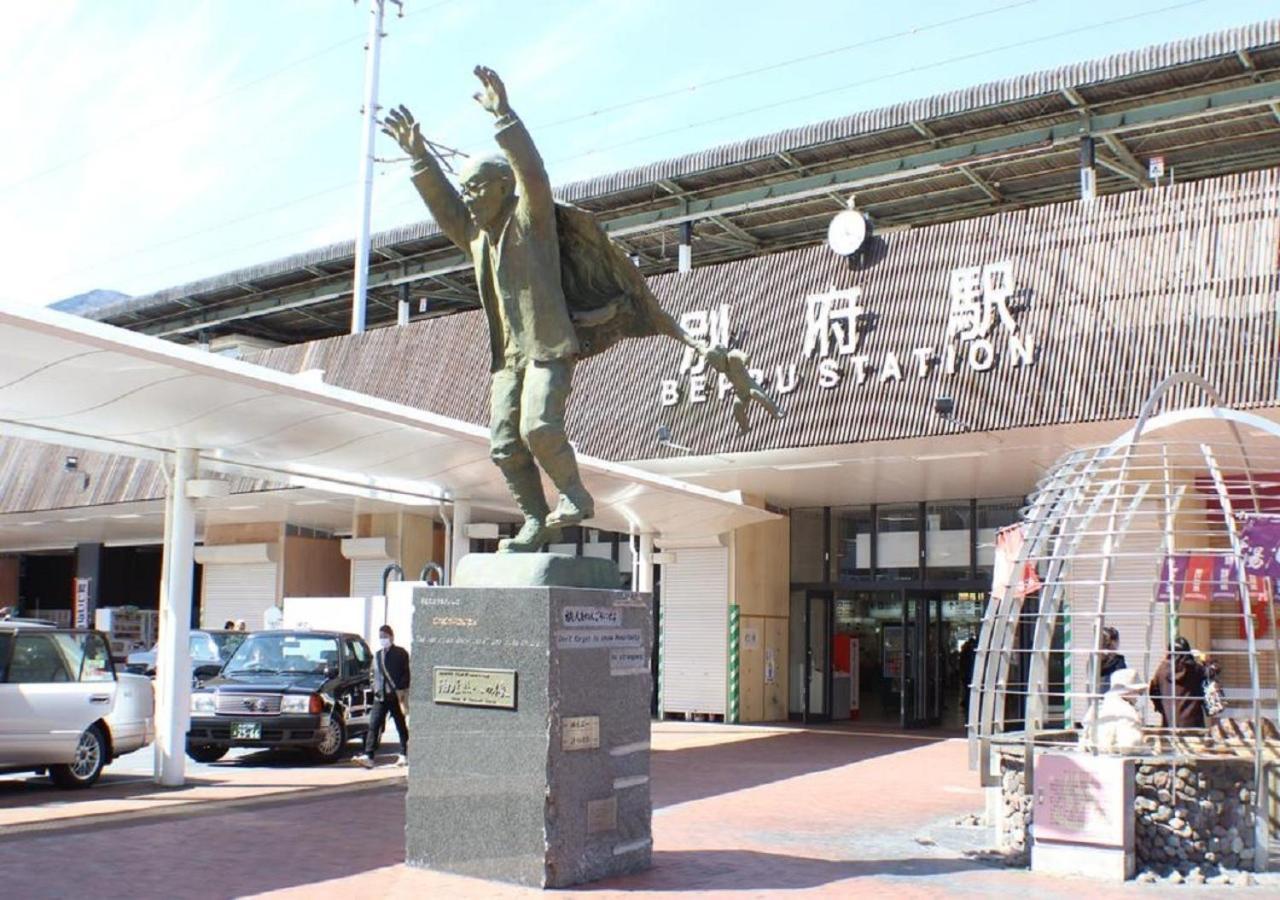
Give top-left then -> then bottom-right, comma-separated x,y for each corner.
0,303 -> 774,539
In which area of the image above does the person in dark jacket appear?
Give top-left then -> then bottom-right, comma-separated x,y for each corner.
1097,626 -> 1127,694
355,624 -> 411,768
1148,636 -> 1206,729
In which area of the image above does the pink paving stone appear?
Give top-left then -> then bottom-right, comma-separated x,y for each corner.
0,727 -> 1189,898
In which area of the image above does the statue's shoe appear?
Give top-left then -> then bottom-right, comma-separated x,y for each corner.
546,491 -> 594,528
498,519 -> 562,552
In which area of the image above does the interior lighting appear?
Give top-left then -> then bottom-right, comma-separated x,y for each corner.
913,451 -> 986,462
772,461 -> 843,471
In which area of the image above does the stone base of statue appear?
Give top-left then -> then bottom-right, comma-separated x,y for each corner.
405,554 -> 653,888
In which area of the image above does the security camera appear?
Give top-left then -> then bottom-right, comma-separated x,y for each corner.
64,455 -> 79,471
934,396 -> 955,417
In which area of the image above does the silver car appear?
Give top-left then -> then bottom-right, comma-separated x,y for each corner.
0,623 -> 155,788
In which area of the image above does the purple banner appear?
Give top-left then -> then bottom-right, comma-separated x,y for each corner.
1155,553 -> 1267,603
1240,513 -> 1280,581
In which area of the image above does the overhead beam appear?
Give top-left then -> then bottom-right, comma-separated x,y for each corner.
776,151 -> 846,207
1061,86 -> 1089,111
142,79 -> 1280,339
600,79 -> 1280,238
910,119 -> 940,143
957,165 -> 1003,203
1098,133 -> 1150,185
149,251 -> 470,337
710,215 -> 761,246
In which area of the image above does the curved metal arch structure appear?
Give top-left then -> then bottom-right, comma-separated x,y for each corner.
968,389 -> 1280,864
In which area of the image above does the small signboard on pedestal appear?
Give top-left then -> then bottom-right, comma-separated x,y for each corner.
1031,751 -> 1135,880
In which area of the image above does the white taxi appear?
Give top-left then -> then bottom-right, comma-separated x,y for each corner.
0,622 -> 154,788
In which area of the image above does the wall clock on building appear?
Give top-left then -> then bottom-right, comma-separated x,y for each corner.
827,209 -> 869,258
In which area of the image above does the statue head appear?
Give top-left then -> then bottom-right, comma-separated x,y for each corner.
459,156 -> 515,229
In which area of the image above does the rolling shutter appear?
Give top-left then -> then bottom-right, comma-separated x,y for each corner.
661,546 -> 729,716
1066,499 -> 1164,721
200,563 -> 278,630
352,559 -> 390,598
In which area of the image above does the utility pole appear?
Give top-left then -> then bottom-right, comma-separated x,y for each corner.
352,0 -> 401,334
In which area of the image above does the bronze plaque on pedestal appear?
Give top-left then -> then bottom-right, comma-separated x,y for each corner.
432,666 -> 518,709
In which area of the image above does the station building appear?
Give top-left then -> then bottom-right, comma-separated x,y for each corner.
2,21 -> 1279,729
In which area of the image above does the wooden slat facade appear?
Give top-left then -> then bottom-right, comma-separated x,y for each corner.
1,167 -> 1276,515
250,167 -> 1280,462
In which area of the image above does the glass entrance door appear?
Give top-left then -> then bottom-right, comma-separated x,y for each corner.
902,590 -> 944,728
788,590 -> 832,722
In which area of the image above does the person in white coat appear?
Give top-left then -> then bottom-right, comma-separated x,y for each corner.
1081,668 -> 1148,754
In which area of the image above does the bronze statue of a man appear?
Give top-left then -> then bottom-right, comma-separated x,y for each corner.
384,66 -> 781,553
385,67 -> 589,552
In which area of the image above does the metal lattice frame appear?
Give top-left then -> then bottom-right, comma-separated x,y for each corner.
969,376 -> 1280,837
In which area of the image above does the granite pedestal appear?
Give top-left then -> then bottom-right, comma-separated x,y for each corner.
406,554 -> 653,888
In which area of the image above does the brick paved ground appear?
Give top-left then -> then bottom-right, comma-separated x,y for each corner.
0,724 -> 1267,897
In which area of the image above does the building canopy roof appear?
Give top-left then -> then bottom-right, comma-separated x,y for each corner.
0,303 -> 775,539
83,19 -> 1280,345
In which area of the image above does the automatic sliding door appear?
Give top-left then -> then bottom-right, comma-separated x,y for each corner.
902,591 -> 944,727
788,590 -> 832,722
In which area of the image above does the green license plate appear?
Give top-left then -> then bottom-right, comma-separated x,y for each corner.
231,722 -> 262,740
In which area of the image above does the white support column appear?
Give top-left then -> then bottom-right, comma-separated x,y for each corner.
636,533 -> 655,593
450,499 -> 472,582
155,448 -> 197,787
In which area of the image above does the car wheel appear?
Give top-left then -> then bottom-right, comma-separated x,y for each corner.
186,743 -> 229,763
311,715 -> 347,764
49,725 -> 107,789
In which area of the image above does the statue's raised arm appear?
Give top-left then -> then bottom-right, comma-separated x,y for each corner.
382,105 -> 473,252
384,66 -> 780,553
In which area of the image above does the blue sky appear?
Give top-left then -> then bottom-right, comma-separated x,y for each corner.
1,0 -> 1273,306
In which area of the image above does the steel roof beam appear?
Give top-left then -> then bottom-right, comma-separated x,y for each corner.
710,215 -> 761,246
957,165 -> 1003,203
599,79 -> 1280,237
147,252 -> 470,337
145,80 -> 1280,339
1098,133 -> 1151,186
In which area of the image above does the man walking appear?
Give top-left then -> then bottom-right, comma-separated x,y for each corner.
355,624 -> 410,768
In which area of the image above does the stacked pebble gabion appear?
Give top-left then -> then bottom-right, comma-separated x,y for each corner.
1134,759 -> 1257,873
998,754 -> 1032,863
996,748 -> 1262,880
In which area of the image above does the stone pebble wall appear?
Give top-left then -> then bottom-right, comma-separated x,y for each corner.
1134,760 -> 1257,872
999,755 -> 1031,863
998,752 -> 1259,873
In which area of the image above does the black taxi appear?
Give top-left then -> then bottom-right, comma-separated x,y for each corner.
186,630 -> 374,763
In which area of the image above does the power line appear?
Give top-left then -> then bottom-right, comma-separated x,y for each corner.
532,0 -> 1042,133
40,0 -> 1043,292
1,0 -> 460,196
56,181 -> 358,282
549,0 -> 1211,167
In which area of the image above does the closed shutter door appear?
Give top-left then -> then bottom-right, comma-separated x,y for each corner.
1066,499 -> 1164,720
352,559 -> 390,598
661,546 -> 728,716
201,563 -> 278,630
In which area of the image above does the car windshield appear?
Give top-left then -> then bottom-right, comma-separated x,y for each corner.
211,631 -> 247,662
190,632 -> 221,663
223,634 -> 339,676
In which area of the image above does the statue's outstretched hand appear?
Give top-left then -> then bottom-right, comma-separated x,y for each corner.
704,347 -> 784,434
472,65 -> 511,118
381,104 -> 428,161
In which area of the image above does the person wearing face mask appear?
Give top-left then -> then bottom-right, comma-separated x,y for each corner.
355,625 -> 411,768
